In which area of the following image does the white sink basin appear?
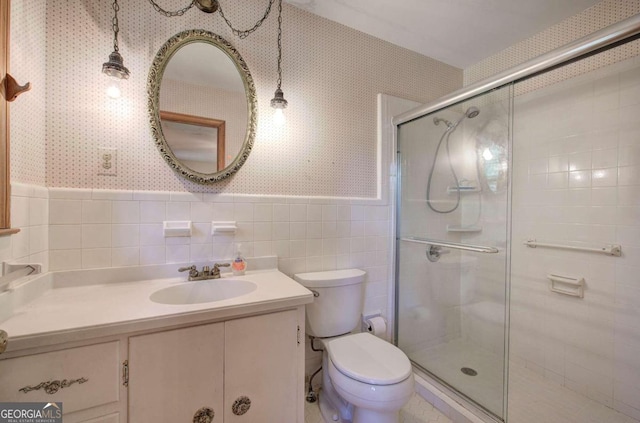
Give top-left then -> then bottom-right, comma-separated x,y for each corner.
150,279 -> 257,305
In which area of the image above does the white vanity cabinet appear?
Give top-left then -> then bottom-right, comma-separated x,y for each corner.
0,341 -> 123,422
128,309 -> 300,423
1,267 -> 311,423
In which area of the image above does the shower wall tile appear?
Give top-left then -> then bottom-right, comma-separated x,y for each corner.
510,55 -> 640,419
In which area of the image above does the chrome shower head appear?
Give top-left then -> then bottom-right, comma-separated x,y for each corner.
465,107 -> 480,119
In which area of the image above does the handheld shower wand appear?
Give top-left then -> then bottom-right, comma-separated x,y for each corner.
426,107 -> 480,214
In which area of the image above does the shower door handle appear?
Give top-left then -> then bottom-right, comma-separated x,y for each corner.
401,237 -> 499,254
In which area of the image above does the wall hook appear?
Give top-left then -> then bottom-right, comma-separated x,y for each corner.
3,73 -> 31,102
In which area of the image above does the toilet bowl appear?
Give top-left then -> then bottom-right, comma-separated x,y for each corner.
325,333 -> 414,423
294,269 -> 415,423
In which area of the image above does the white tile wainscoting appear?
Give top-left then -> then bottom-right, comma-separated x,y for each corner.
45,187 -> 392,331
46,188 -> 389,284
2,186 -> 393,322
0,184 -> 49,272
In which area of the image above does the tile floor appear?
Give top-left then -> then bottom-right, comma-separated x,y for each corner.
304,392 -> 452,423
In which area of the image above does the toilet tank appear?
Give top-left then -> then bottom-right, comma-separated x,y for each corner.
294,269 -> 366,338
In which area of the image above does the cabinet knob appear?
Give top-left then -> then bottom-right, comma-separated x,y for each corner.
231,396 -> 251,416
193,407 -> 215,423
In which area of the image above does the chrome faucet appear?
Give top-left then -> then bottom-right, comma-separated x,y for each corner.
178,263 -> 231,281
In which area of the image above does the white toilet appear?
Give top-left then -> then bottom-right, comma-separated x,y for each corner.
295,269 -> 414,423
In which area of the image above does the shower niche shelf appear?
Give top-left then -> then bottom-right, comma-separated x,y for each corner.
446,225 -> 482,233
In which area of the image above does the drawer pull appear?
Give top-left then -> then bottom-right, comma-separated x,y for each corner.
19,377 -> 89,394
193,407 -> 215,423
232,396 -> 251,415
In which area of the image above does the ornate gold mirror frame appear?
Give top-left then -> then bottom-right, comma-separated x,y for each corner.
148,29 -> 257,184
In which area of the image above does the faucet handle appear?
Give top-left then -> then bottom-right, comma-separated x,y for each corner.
178,265 -> 199,278
211,263 -> 230,278
178,265 -> 196,273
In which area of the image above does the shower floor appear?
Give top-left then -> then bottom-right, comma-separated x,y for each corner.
410,338 -> 639,423
508,364 -> 639,423
409,338 -> 505,417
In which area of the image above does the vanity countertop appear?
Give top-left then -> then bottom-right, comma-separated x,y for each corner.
0,262 -> 313,354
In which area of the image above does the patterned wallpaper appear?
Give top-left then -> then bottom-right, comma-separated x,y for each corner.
464,0 -> 640,94
42,0 -> 461,197
9,0 -> 46,186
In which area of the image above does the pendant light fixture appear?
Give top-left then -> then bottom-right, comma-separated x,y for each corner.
270,0 -> 287,126
102,0 -> 129,99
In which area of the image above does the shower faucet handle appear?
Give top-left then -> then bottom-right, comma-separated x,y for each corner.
426,245 -> 450,262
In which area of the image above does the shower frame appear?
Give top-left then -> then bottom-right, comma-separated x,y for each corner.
393,14 -> 640,128
391,12 -> 640,423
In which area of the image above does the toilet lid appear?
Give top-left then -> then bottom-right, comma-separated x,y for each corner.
327,333 -> 412,386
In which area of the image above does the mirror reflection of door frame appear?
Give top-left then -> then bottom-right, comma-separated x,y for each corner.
160,110 -> 226,172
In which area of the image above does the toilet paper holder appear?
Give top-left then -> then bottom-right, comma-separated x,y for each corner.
361,312 -> 387,335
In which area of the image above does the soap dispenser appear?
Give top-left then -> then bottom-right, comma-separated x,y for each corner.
231,245 -> 247,276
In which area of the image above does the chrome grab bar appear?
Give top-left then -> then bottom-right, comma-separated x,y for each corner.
524,239 -> 621,257
401,237 -> 499,254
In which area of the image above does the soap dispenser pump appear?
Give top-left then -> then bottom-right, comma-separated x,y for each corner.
231,245 -> 247,276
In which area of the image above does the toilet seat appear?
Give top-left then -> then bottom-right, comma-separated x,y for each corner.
327,333 -> 412,385
327,356 -> 415,409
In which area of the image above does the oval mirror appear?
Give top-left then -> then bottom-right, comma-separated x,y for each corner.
148,30 -> 257,183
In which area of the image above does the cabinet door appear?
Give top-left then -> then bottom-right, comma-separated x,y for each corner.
128,323 -> 224,423
225,310 -> 299,422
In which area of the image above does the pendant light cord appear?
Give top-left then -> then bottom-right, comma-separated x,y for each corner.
147,0 -> 197,17
276,0 -> 283,90
111,0 -> 121,52
219,0 -> 276,39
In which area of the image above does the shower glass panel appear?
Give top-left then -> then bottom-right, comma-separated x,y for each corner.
396,85 -> 512,420
507,49 -> 640,423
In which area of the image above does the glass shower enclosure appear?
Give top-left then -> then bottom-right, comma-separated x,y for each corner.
395,86 -> 512,420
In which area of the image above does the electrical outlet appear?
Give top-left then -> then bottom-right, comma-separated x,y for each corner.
98,147 -> 117,176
